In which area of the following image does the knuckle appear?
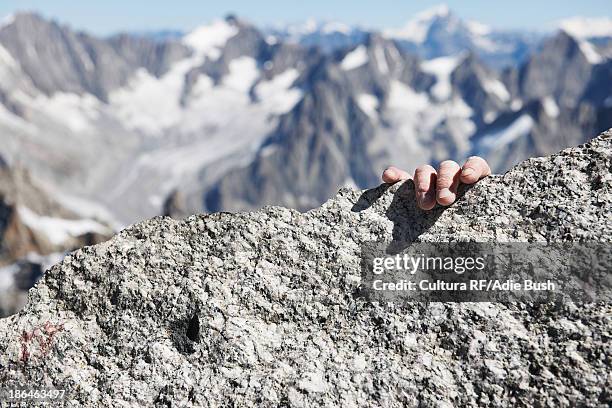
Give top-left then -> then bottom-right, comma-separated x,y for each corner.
415,165 -> 435,174
436,175 -> 453,187
416,180 -> 430,189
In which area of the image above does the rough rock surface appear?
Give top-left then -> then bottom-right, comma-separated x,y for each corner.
0,132 -> 610,407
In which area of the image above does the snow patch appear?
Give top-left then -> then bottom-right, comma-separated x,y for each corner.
109,54 -> 204,135
511,99 -> 523,111
0,263 -> 19,292
24,252 -> 66,272
542,96 -> 559,117
0,103 -> 38,134
340,45 -> 369,71
52,192 -> 123,230
417,4 -> 450,20
558,17 -> 612,39
0,253 -> 65,293
0,13 -> 15,29
481,78 -> 510,102
484,111 -> 498,124
183,20 -> 239,59
33,93 -> 100,133
472,36 -> 500,52
374,46 -> 389,74
110,60 -> 294,201
421,55 -> 462,101
445,97 -> 473,118
18,206 -> 110,246
479,114 -> 534,150
254,69 -> 303,114
259,144 -> 278,158
466,20 -> 492,36
222,57 -> 260,93
356,94 -> 379,119
577,40 -> 603,64
0,44 -> 17,68
388,81 -> 430,112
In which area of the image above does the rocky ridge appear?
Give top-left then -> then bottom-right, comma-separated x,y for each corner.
0,131 -> 610,406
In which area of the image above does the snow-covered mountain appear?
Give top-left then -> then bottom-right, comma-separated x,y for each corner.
265,19 -> 369,54
558,17 -> 612,40
383,4 -> 543,70
269,5 -> 543,70
0,159 -> 113,316
0,13 -> 309,222
0,7 -> 610,223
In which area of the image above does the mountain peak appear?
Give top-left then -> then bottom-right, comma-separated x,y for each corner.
385,4 -> 457,44
0,11 -> 63,35
546,29 -> 605,65
416,4 -> 451,20
8,11 -> 47,25
224,13 -> 243,26
182,19 -> 240,56
0,13 -> 15,29
558,17 -> 612,40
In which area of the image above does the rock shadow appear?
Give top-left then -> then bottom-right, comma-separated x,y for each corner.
352,181 -> 474,254
350,183 -> 390,212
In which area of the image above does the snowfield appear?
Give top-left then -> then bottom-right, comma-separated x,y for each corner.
18,206 -> 111,246
421,55 -> 463,101
558,17 -> 612,40
0,8 -> 608,227
182,19 -> 239,58
341,45 -> 369,70
478,114 -> 535,152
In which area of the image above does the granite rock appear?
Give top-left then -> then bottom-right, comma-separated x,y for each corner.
0,131 -> 610,407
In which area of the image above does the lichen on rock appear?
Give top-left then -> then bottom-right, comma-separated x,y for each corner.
0,131 -> 610,407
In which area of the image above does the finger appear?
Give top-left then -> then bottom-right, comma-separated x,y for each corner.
436,160 -> 461,206
382,166 -> 411,184
460,156 -> 491,184
413,165 -> 437,210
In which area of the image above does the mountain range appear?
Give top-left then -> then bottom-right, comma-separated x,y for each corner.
0,6 -> 611,311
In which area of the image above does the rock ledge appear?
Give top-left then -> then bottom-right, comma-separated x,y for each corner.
0,131 -> 610,407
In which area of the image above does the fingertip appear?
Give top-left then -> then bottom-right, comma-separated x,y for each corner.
436,188 -> 456,206
382,167 -> 397,183
459,167 -> 479,184
414,165 -> 437,192
383,166 -> 411,183
461,167 -> 475,177
417,193 -> 436,210
462,157 -> 491,182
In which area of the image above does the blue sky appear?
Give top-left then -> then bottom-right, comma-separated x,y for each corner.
1,0 -> 610,35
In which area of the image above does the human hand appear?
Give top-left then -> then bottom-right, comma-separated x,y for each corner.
381,157 -> 491,210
